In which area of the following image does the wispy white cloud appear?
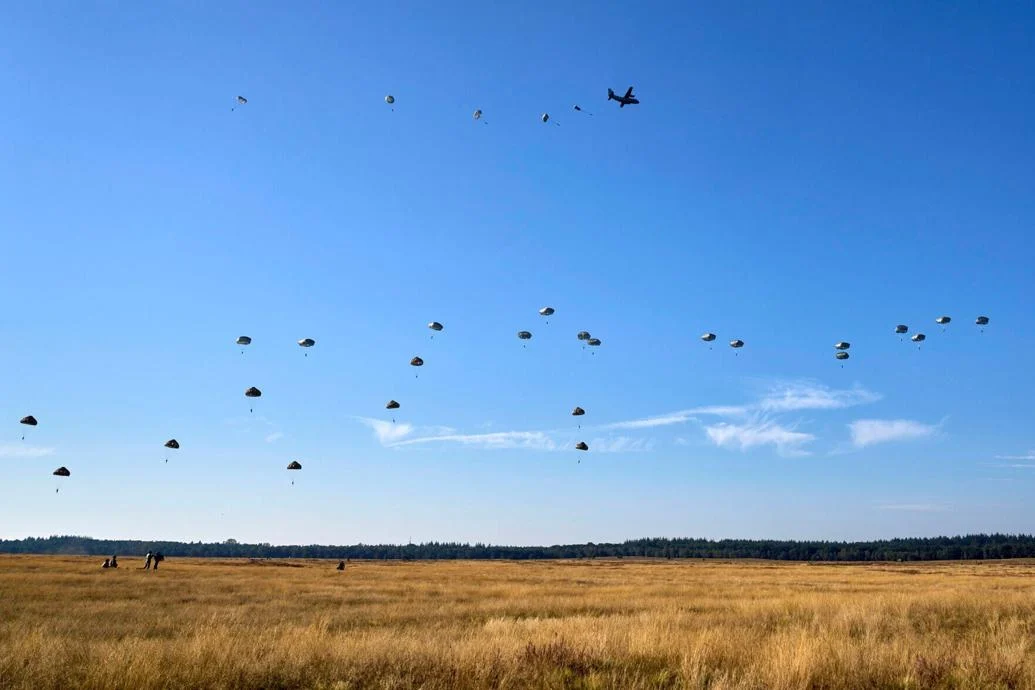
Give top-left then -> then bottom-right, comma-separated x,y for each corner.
355,417 -> 414,445
704,421 -> 815,456
849,419 -> 938,448
875,503 -> 950,513
606,410 -> 702,430
760,382 -> 881,413
589,436 -> 656,453
393,430 -> 557,451
0,443 -> 55,458
264,432 -> 284,444
995,451 -> 1035,461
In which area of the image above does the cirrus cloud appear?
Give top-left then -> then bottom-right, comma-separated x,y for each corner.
848,419 -> 938,448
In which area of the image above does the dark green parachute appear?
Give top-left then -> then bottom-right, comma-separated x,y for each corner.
20,415 -> 37,426
53,466 -> 70,477
729,339 -> 744,349
700,333 -> 716,342
835,342 -> 850,350
287,461 -> 302,470
835,351 -> 849,361
164,439 -> 180,449
895,325 -> 908,334
517,331 -> 532,340
577,331 -> 591,341
245,387 -> 262,397
428,321 -> 444,332
575,442 -> 589,451
386,400 -> 400,410
936,316 -> 951,325
572,407 -> 585,416
410,356 -> 424,367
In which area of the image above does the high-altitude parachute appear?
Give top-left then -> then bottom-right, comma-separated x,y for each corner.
575,442 -> 589,451
428,321 -> 444,332
577,331 -> 591,341
287,461 -> 302,470
53,466 -> 70,477
236,336 -> 252,346
473,109 -> 483,122
835,351 -> 849,361
701,333 -> 716,342
976,316 -> 989,326
517,331 -> 532,340
586,338 -> 601,349
20,415 -> 37,426
410,356 -> 424,367
541,113 -> 550,123
385,95 -> 395,105
936,316 -> 951,325
572,406 -> 585,417
232,96 -> 247,111
911,333 -> 926,343
895,325 -> 909,334
835,342 -> 850,350
298,338 -> 315,348
386,400 -> 400,410
573,104 -> 593,115
245,387 -> 262,397
729,339 -> 744,349
164,439 -> 179,449
539,307 -> 555,317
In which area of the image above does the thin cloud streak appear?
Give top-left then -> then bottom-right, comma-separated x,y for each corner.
393,430 -> 557,451
760,382 -> 881,412
355,417 -> 414,445
849,419 -> 938,448
875,503 -> 951,513
704,421 -> 815,456
0,443 -> 56,459
589,436 -> 656,453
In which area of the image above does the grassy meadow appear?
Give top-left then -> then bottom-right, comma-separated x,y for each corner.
1,555 -> 1035,689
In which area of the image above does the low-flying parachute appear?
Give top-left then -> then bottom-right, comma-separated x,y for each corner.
428,321 -> 443,332
577,331 -> 591,341
572,406 -> 585,429
730,339 -> 744,349
232,95 -> 247,111
298,338 -> 315,356
410,356 -> 424,366
386,400 -> 400,410
19,415 -> 36,441
976,315 -> 989,332
236,336 -> 252,353
835,351 -> 849,361
573,104 -> 593,115
835,342 -> 851,350
287,461 -> 302,470
517,331 -> 532,340
539,306 -> 555,317
385,94 -> 395,109
895,324 -> 909,334
587,338 -> 601,346
911,333 -> 926,348
936,316 -> 951,325
701,333 -> 716,342
163,439 -> 179,463
473,109 -> 486,124
575,442 -> 589,451
245,386 -> 261,413
53,466 -> 69,492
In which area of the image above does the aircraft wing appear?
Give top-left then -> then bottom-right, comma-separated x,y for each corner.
624,87 -> 634,99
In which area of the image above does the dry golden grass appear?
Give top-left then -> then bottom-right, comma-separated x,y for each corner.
2,556 -> 1035,689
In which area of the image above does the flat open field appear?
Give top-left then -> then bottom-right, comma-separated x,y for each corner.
2,556 -> 1035,689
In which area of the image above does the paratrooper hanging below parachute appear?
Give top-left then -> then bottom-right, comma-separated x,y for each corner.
19,415 -> 36,441
164,439 -> 179,463
428,321 -> 444,339
517,331 -> 532,348
236,336 -> 251,354
53,466 -> 69,492
386,399 -> 400,422
232,95 -> 247,111
976,315 -> 989,332
287,460 -> 301,485
245,386 -> 261,413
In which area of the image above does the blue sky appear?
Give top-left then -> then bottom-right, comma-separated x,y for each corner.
1,1 -> 1033,546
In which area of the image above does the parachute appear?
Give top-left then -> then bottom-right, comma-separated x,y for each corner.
53,466 -> 70,477
573,104 -> 593,115
835,342 -> 850,350
976,315 -> 989,326
895,325 -> 909,335
428,321 -> 444,332
911,333 -> 926,344
385,94 -> 395,105
572,406 -> 585,416
473,109 -> 485,123
245,387 -> 262,397
541,113 -> 550,123
729,339 -> 744,349
298,338 -> 315,356
835,351 -> 849,361
517,331 -> 532,340
410,356 -> 424,367
700,333 -> 716,342
232,95 -> 247,111
164,439 -> 179,449
287,461 -> 302,470
577,331 -> 591,341
587,338 -> 601,346
20,415 -> 37,426
236,336 -> 252,346
386,400 -> 400,410
936,316 -> 951,325
539,306 -> 555,316
575,442 -> 589,451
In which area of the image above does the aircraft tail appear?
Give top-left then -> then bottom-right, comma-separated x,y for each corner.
607,88 -> 615,101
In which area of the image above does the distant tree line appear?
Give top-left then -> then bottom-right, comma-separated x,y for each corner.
2,534 -> 1035,561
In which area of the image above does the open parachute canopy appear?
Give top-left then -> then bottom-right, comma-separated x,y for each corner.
835,351 -> 850,361
287,461 -> 302,470
700,332 -> 716,342
236,336 -> 252,346
428,321 -> 444,332
164,439 -> 180,449
729,339 -> 744,349
936,316 -> 952,325
835,342 -> 851,350
410,356 -> 424,367
53,466 -> 70,477
298,338 -> 315,348
587,338 -> 601,346
385,94 -> 395,105
20,415 -> 37,426
539,306 -> 555,316
572,406 -> 585,416
976,316 -> 990,326
386,400 -> 400,410
473,109 -> 483,121
541,113 -> 550,123
577,331 -> 591,341
575,442 -> 589,451
245,386 -> 262,398
517,331 -> 533,340
236,96 -> 247,105
912,333 -> 926,343
895,325 -> 909,334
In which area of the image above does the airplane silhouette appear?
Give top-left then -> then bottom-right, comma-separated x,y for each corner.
608,86 -> 639,108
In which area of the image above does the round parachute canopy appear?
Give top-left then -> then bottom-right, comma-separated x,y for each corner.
541,113 -> 550,123
835,351 -> 850,361
572,406 -> 585,416
539,306 -> 555,316
577,331 -> 591,341
911,333 -> 926,343
287,461 -> 302,470
517,331 -> 532,340
936,316 -> 951,325
245,386 -> 262,398
573,105 -> 582,111
700,333 -> 716,342
428,321 -> 444,332
298,338 -> 315,348
410,356 -> 424,367
236,336 -> 252,346
236,96 -> 248,105
386,400 -> 400,410
587,338 -> 601,346
729,339 -> 744,349
976,316 -> 989,326
473,109 -> 482,120
895,325 -> 909,334
575,442 -> 589,451
20,415 -> 37,426
164,439 -> 180,449
835,341 -> 851,350
385,94 -> 395,105
53,466 -> 70,477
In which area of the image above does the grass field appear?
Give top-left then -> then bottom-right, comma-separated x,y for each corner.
2,556 -> 1034,689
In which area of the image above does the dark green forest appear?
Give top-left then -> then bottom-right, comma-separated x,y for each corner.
3,534 -> 1035,561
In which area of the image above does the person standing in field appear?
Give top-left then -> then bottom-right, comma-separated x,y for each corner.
110,555 -> 118,568
153,552 -> 164,570
144,551 -> 153,570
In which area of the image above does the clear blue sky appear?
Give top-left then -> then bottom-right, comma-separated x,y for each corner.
2,1 -> 1033,546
